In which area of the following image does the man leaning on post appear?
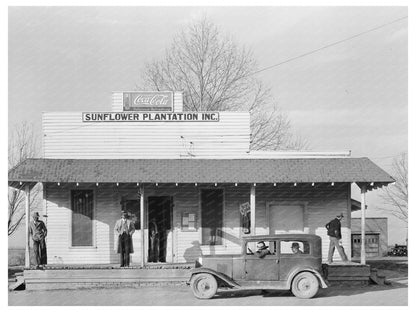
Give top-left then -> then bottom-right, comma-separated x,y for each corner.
326,213 -> 348,263
29,211 -> 48,269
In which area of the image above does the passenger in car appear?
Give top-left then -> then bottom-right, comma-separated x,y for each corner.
291,242 -> 303,254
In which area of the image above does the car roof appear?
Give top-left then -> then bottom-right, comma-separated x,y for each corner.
243,234 -> 321,241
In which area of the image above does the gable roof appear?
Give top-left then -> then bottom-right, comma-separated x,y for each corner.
8,158 -> 394,186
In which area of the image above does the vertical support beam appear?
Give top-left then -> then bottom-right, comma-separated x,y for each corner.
360,185 -> 367,265
140,184 -> 145,267
24,184 -> 30,268
250,185 -> 256,235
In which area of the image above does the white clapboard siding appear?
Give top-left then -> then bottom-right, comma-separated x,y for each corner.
111,92 -> 123,111
111,92 -> 183,112
253,184 -> 352,261
46,184 -> 134,265
173,92 -> 183,112
42,111 -> 250,159
45,183 -> 351,264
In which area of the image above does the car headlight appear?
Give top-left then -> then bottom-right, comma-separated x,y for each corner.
195,257 -> 203,268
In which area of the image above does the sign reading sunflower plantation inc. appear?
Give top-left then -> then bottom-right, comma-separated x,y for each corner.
123,91 -> 173,111
82,112 -> 220,122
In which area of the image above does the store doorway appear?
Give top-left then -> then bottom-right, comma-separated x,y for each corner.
148,196 -> 173,263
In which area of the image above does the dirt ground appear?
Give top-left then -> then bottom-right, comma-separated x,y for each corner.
364,259 -> 408,279
8,282 -> 408,306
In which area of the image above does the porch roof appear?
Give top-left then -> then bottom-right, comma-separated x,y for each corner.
9,158 -> 394,188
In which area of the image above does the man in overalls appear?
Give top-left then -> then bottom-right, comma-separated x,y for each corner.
29,212 -> 47,268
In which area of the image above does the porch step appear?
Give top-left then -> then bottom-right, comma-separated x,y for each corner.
9,276 -> 25,291
322,263 -> 371,286
369,268 -> 387,285
23,267 -> 193,291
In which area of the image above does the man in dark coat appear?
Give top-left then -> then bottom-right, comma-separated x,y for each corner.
254,241 -> 271,258
326,213 -> 348,263
29,212 -> 47,268
114,211 -> 135,267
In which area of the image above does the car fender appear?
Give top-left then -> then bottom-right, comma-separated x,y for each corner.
287,267 -> 328,289
189,267 -> 240,288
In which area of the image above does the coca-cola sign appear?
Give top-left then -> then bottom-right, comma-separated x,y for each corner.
123,91 -> 173,111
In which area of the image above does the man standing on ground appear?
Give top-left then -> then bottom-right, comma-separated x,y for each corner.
29,212 -> 47,268
326,213 -> 348,263
115,211 -> 135,267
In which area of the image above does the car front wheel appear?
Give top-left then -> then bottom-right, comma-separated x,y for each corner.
190,273 -> 218,299
291,272 -> 319,299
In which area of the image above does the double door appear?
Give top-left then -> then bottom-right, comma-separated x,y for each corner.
122,196 -> 173,264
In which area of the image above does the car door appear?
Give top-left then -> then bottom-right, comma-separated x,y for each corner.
244,240 -> 279,281
278,239 -> 311,281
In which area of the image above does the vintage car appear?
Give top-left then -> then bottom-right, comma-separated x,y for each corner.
388,244 -> 408,257
188,234 -> 328,299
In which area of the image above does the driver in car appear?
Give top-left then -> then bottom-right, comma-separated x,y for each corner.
248,241 -> 271,258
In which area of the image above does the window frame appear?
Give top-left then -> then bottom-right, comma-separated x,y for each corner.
69,188 -> 96,249
279,239 -> 311,256
244,240 -> 278,259
199,187 -> 225,246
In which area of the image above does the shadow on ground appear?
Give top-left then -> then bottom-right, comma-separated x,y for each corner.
212,282 -> 407,300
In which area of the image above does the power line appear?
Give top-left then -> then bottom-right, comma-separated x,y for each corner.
251,15 -> 408,76
371,153 -> 407,160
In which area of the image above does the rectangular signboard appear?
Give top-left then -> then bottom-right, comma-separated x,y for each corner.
123,91 -> 173,111
82,112 -> 220,122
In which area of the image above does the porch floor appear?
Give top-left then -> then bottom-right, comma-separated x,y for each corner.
323,260 -> 363,266
26,262 -> 195,270
21,261 -> 373,291
23,263 -> 194,291
322,261 -> 371,286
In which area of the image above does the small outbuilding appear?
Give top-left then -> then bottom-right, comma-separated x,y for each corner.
351,217 -> 388,258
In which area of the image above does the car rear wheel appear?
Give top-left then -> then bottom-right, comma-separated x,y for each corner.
190,273 -> 218,299
291,272 -> 319,299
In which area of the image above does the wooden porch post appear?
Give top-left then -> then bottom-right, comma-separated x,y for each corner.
250,184 -> 256,235
25,184 -> 30,268
140,184 -> 145,267
360,185 -> 367,265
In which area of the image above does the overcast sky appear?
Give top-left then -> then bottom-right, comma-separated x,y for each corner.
8,6 -> 408,246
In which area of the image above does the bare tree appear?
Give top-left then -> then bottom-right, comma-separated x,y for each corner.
8,122 -> 39,236
141,18 -> 306,150
380,152 -> 408,223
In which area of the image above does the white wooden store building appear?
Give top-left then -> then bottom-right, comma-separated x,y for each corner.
8,91 -> 394,266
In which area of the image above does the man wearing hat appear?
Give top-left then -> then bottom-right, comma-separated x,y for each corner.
29,212 -> 48,268
325,213 -> 348,263
114,211 -> 135,267
291,242 -> 303,254
254,241 -> 271,258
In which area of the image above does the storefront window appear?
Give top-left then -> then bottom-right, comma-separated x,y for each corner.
201,189 -> 223,245
71,190 -> 94,246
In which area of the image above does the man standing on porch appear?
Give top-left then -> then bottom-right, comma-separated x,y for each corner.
326,213 -> 348,263
29,212 -> 48,269
115,211 -> 135,267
